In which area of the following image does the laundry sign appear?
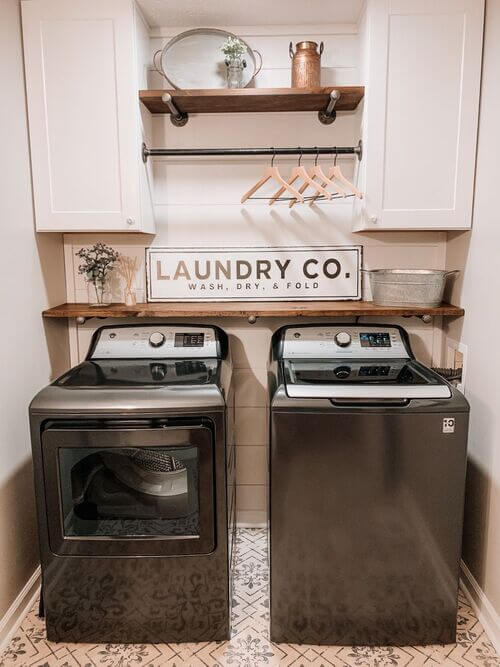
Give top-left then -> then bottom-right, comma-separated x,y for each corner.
146,246 -> 362,302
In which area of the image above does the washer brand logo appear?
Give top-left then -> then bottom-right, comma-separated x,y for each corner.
146,246 -> 362,302
443,417 -> 456,434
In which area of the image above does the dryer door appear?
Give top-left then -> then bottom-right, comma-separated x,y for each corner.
41,420 -> 215,556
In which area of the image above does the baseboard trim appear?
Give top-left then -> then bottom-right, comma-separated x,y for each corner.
460,559 -> 500,653
0,566 -> 41,654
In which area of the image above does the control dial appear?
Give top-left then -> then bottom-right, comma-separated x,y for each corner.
335,331 -> 352,347
334,365 -> 351,379
149,332 -> 165,348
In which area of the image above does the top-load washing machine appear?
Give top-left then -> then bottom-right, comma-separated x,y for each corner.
269,324 -> 469,647
30,324 -> 235,644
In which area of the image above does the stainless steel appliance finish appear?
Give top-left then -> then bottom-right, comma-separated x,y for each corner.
269,324 -> 469,646
30,324 -> 235,644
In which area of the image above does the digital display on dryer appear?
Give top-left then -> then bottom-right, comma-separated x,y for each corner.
360,332 -> 391,347
174,333 -> 205,348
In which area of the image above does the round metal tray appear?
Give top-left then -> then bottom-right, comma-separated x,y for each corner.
154,28 -> 262,90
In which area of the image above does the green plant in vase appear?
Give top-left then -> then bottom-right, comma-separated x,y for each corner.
77,242 -> 119,306
221,36 -> 246,88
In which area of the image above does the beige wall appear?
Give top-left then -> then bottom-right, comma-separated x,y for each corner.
0,0 -> 68,619
444,0 -> 500,616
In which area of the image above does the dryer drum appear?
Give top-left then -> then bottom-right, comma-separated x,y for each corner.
101,448 -> 188,497
121,448 -> 187,473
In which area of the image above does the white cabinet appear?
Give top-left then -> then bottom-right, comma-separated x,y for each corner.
21,0 -> 155,233
354,0 -> 484,231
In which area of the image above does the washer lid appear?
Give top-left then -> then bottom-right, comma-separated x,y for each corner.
283,359 -> 451,399
56,359 -> 219,388
31,358 -> 225,413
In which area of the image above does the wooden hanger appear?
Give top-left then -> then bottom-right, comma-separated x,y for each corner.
329,153 -> 363,198
309,149 -> 363,205
290,150 -> 346,208
268,151 -> 332,206
241,150 -> 305,204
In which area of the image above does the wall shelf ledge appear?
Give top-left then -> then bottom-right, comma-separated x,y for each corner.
139,86 -> 364,125
42,301 -> 464,323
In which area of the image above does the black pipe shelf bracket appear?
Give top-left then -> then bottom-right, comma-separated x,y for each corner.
318,90 -> 341,125
162,93 -> 189,127
142,140 -> 363,163
159,88 -> 345,127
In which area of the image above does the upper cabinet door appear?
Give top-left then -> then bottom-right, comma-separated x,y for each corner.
21,0 -> 154,232
355,0 -> 484,231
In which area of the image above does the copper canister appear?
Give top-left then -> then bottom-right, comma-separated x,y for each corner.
289,41 -> 323,88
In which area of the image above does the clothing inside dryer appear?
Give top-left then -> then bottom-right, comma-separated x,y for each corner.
59,446 -> 200,538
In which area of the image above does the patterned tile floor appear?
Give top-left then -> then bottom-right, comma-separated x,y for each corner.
1,528 -> 499,666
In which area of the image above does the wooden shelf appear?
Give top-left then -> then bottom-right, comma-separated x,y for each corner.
139,86 -> 364,115
42,301 -> 464,320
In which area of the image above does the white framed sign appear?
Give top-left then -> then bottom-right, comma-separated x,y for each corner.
146,246 -> 362,302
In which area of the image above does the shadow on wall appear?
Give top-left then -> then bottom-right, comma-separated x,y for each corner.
35,232 -> 70,379
443,229 -> 492,590
442,230 -> 471,326
462,456 -> 493,587
0,459 -> 38,612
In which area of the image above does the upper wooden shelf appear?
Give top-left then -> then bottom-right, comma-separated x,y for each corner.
139,86 -> 364,115
42,301 -> 464,320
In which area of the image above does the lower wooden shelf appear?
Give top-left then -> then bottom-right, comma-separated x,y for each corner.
42,301 -> 464,319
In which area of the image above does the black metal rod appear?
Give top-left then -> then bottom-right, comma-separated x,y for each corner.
142,141 -> 363,162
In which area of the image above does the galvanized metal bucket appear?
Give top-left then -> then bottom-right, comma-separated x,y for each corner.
365,269 -> 459,307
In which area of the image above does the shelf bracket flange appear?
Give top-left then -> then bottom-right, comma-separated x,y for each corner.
403,313 -> 433,324
75,315 -> 111,325
318,90 -> 341,125
162,93 -> 189,127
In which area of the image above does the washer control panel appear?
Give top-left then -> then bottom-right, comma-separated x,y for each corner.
90,326 -> 218,359
282,326 -> 410,359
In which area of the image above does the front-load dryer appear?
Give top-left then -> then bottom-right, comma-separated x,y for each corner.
269,324 -> 469,646
30,324 -> 235,644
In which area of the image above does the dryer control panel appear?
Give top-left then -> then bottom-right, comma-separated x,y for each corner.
89,325 -> 220,359
281,326 -> 410,359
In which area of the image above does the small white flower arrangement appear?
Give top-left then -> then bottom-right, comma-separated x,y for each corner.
221,36 -> 246,61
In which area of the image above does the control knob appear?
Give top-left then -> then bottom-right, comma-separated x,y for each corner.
149,332 -> 165,348
334,365 -> 351,379
335,331 -> 352,347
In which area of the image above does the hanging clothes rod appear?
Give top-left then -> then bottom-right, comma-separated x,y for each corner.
141,140 -> 363,163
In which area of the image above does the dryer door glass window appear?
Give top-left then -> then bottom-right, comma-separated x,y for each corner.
59,445 -> 200,539
41,423 -> 215,557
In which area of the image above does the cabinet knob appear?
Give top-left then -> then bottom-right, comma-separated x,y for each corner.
126,217 -> 135,226
369,215 -> 378,224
